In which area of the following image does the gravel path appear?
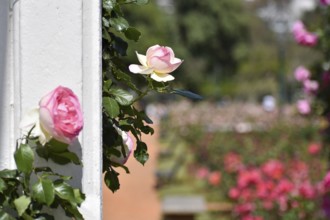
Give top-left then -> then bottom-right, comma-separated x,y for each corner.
102,125 -> 161,220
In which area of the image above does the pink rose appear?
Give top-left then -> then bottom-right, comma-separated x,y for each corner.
129,45 -> 183,82
292,21 -> 318,47
294,66 -> 310,82
296,99 -> 311,115
39,86 -> 83,144
110,127 -> 133,165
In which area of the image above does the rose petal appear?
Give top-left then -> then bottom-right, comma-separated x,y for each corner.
171,57 -> 183,65
151,73 -> 175,82
35,122 -> 52,145
20,108 -> 39,131
136,52 -> 147,66
128,64 -> 153,74
146,44 -> 161,60
39,107 -> 55,135
149,57 -> 171,72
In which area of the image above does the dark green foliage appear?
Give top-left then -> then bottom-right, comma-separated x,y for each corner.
102,0 -> 201,192
0,137 -> 84,219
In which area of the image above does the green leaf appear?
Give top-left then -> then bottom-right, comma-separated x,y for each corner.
32,178 -> 55,206
64,205 -> 83,220
103,79 -> 113,92
112,69 -> 140,92
0,169 -> 17,179
139,111 -> 153,124
73,189 -> 85,205
171,89 -> 203,100
124,27 -> 141,42
54,182 -> 76,203
134,141 -> 149,165
103,0 -> 116,11
134,0 -> 149,5
14,196 -> 31,216
140,125 -> 154,135
46,139 -> 69,153
104,170 -> 120,193
109,17 -> 129,32
103,97 -> 120,118
112,35 -> 128,56
14,144 -> 34,174
0,210 -> 15,220
51,151 -> 81,165
110,88 -> 134,106
0,178 -> 7,193
102,17 -> 110,28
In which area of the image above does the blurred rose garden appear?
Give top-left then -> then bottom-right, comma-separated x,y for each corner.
104,0 -> 330,219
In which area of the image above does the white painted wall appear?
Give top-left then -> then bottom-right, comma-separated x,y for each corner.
0,0 -> 102,219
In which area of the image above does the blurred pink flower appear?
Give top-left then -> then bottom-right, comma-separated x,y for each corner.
195,167 -> 209,179
298,182 -> 316,199
308,143 -> 322,155
229,187 -> 240,200
274,179 -> 294,196
323,172 -> 330,189
208,171 -> 222,186
224,152 -> 243,173
320,0 -> 330,6
262,200 -> 274,210
292,21 -> 318,47
257,180 -> 275,199
289,160 -> 309,183
238,169 -> 262,189
234,203 -> 255,216
296,99 -> 311,115
303,79 -> 319,94
262,160 -> 284,180
242,215 -> 264,220
294,66 -> 310,82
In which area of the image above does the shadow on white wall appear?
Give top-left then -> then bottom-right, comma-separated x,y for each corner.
0,1 -> 11,167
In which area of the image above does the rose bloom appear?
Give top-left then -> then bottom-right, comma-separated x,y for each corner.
39,86 -> 83,144
303,79 -> 319,94
237,169 -> 262,189
292,21 -> 318,47
234,203 -> 255,216
20,86 -> 83,145
294,66 -> 310,82
298,182 -> 316,199
262,160 -> 284,180
110,127 -> 133,165
208,171 -> 222,186
296,99 -> 311,115
320,0 -> 330,6
308,143 -> 322,155
224,152 -> 242,173
129,45 -> 183,82
289,160 -> 309,183
195,167 -> 209,179
229,187 -> 240,200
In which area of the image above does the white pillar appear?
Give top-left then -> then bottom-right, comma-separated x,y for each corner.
0,0 -> 102,219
